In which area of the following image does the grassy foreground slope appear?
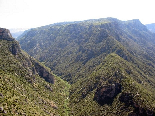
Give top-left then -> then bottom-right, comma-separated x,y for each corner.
0,28 -> 70,116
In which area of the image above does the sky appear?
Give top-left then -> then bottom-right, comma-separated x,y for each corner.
0,0 -> 155,29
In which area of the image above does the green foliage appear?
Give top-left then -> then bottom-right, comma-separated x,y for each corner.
0,72 -> 70,116
0,39 -> 70,116
69,53 -> 155,115
13,18 -> 155,115
19,18 -> 155,84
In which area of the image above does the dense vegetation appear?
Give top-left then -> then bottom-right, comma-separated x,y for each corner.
69,53 -> 155,115
18,18 -> 155,115
19,18 -> 155,82
0,28 -> 70,116
1,17 -> 155,115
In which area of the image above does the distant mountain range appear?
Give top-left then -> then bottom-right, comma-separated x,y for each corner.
146,23 -> 155,33
9,28 -> 29,39
17,18 -> 155,115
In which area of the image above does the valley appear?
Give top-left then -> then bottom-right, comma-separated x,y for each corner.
1,17 -> 155,115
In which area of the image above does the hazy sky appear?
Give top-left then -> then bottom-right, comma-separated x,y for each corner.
0,0 -> 155,29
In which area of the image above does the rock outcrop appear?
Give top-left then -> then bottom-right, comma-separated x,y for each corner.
9,41 -> 21,55
34,62 -> 54,84
0,28 -> 55,84
0,28 -> 21,55
94,83 -> 122,105
119,93 -> 155,116
0,28 -> 14,41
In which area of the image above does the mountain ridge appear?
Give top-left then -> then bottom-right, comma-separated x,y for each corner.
0,28 -> 70,115
17,18 -> 155,115
19,18 -> 155,82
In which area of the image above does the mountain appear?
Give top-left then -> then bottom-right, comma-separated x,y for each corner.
146,23 -> 155,33
19,18 -> 155,82
17,18 -> 155,115
16,29 -> 31,40
10,30 -> 23,38
0,28 -> 70,115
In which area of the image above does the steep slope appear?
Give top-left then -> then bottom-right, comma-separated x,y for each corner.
18,18 -> 155,115
19,18 -> 155,83
0,28 -> 70,116
16,29 -> 30,40
69,53 -> 155,115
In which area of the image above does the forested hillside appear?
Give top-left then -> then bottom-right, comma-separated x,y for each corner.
13,18 -> 155,115
0,28 -> 70,116
19,18 -> 155,83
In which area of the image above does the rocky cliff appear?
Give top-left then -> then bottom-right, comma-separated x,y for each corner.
0,28 -> 54,83
0,28 -> 14,40
0,28 -> 70,115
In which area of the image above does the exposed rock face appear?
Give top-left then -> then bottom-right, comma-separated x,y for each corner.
9,41 -> 21,55
119,93 -> 133,107
119,93 -> 155,116
0,28 -> 21,55
34,62 -> 54,84
0,28 -> 55,84
0,28 -> 14,41
94,83 -> 122,105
